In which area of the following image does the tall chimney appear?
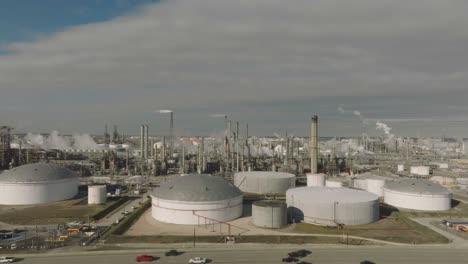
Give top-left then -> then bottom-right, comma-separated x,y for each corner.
310,115 -> 318,173
161,136 -> 166,162
145,124 -> 149,159
169,112 -> 174,157
140,125 -> 145,158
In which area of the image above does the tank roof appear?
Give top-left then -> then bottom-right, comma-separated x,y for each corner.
286,187 -> 379,203
152,174 -> 243,202
235,171 -> 295,179
384,179 -> 451,195
0,163 -> 78,183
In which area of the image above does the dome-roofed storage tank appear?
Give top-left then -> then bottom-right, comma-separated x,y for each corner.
252,200 -> 287,229
0,163 -> 79,205
88,185 -> 107,205
151,174 -> 243,225
234,171 -> 295,195
306,173 -> 325,187
286,187 -> 379,226
384,179 -> 452,211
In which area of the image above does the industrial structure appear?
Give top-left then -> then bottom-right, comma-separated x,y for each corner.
234,171 -> 295,195
306,173 -> 326,187
88,185 -> 107,205
383,179 -> 452,211
151,174 -> 243,224
0,163 -> 79,205
286,187 -> 380,226
252,200 -> 287,228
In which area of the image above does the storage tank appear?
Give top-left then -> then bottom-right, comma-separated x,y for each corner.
326,180 -> 343,188
397,165 -> 404,172
234,172 -> 295,195
286,187 -> 379,226
366,179 -> 386,197
252,200 -> 287,228
0,163 -> 79,205
306,173 -> 325,187
384,179 -> 452,211
88,185 -> 107,205
151,174 -> 243,225
410,166 -> 430,176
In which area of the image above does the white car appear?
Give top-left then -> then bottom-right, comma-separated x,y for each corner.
189,257 -> 207,264
0,256 -> 15,263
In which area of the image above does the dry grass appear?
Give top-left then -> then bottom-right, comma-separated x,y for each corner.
0,197 -> 113,225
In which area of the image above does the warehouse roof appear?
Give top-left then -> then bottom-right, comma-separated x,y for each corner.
0,163 -> 78,183
384,179 -> 451,195
152,174 -> 243,202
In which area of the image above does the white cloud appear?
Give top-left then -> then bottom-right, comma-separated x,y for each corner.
1,0 -> 468,135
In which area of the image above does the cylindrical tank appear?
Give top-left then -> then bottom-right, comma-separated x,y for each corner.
307,173 -> 325,187
88,185 -> 107,204
410,166 -> 430,176
234,172 -> 295,195
366,179 -> 385,196
397,165 -> 404,172
326,180 -> 343,188
252,200 -> 287,229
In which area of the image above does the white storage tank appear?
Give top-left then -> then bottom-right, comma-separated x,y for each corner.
0,163 -> 79,205
307,173 -> 325,187
397,165 -> 405,172
366,179 -> 386,197
234,171 -> 295,195
384,179 -> 452,211
252,200 -> 287,229
410,166 -> 430,176
151,174 -> 243,225
286,187 -> 379,226
326,180 -> 343,188
88,185 -> 107,205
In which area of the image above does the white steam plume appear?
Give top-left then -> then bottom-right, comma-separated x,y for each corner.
157,109 -> 173,113
337,106 -> 345,114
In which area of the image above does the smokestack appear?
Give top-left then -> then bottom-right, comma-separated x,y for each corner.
140,125 -> 145,158
161,136 -> 166,162
170,112 -> 174,157
145,124 -> 149,159
310,115 -> 318,173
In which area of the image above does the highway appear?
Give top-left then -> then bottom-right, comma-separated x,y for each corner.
13,246 -> 468,264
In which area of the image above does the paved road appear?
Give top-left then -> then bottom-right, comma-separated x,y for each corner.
12,247 -> 468,264
411,217 -> 466,246
96,194 -> 149,226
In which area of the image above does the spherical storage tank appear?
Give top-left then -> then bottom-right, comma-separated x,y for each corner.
234,171 -> 295,195
252,200 -> 287,229
151,174 -> 243,225
384,179 -> 452,211
307,173 -> 325,187
0,163 -> 79,205
286,187 -> 379,226
88,185 -> 107,204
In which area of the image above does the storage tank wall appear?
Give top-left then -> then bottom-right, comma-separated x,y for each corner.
306,174 -> 325,187
384,189 -> 452,211
88,185 -> 107,205
252,201 -> 287,228
0,178 -> 79,205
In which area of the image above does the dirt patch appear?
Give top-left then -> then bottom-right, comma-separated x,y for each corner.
0,197 -> 121,225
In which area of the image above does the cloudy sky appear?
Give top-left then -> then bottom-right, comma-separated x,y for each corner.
1,0 -> 468,137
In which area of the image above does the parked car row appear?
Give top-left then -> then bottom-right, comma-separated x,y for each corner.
136,250 -> 208,263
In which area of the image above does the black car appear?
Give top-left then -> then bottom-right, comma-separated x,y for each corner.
297,262 -> 312,264
288,249 -> 312,258
282,257 -> 299,262
165,249 -> 181,256
360,261 -> 376,264
287,252 -> 300,258
297,249 -> 312,255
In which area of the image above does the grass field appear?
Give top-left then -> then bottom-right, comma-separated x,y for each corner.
285,205 -> 449,244
0,197 -> 121,225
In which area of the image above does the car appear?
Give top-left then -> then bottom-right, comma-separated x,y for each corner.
297,262 -> 312,264
189,257 -> 207,264
165,249 -> 181,256
0,257 -> 15,263
360,261 -> 376,264
282,257 -> 299,262
122,210 -> 131,215
136,255 -> 154,262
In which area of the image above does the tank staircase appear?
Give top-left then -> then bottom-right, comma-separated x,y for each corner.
192,211 -> 249,236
